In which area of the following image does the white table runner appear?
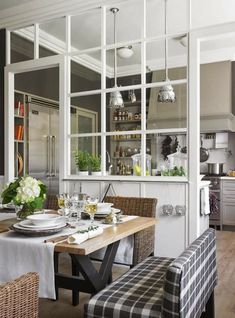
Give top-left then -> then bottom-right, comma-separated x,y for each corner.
0,215 -> 136,299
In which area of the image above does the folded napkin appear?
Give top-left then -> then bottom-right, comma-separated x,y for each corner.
68,225 -> 103,244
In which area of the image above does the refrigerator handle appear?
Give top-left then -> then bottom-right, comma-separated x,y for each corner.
46,136 -> 50,177
51,136 -> 56,177
47,136 -> 53,177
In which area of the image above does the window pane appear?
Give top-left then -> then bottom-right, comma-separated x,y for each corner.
71,95 -> 100,134
107,88 -> 142,132
71,51 -> 101,93
146,133 -> 187,177
70,136 -> 101,175
147,0 -> 188,38
107,135 -> 141,176
71,9 -> 101,51
147,83 -> 187,129
39,17 -> 65,57
106,0 -> 143,45
106,43 -> 141,89
11,27 -> 34,63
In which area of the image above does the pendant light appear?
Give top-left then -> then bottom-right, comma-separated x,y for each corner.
157,0 -> 176,103
109,8 -> 124,108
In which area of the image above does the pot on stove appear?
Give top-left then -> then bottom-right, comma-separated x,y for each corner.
207,163 -> 224,175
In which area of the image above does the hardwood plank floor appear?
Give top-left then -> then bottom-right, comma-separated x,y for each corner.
39,231 -> 235,317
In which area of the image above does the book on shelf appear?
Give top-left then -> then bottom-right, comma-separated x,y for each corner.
15,125 -> 24,140
14,101 -> 24,116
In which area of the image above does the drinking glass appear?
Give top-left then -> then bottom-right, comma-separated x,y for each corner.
70,193 -> 87,224
84,197 -> 98,224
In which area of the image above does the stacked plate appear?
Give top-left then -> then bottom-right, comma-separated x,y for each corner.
95,207 -> 121,218
11,214 -> 67,236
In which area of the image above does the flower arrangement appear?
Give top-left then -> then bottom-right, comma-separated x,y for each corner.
1,176 -> 47,218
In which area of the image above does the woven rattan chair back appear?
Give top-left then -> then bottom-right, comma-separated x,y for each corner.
104,196 -> 157,265
104,196 -> 157,217
44,194 -> 59,210
0,272 -> 39,318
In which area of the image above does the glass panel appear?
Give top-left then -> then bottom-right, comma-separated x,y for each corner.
71,51 -> 101,93
107,88 -> 142,132
146,0 -> 188,38
70,136 -> 101,175
106,43 -> 141,89
106,0 -> 143,45
107,135 -> 141,176
11,27 -> 34,63
71,95 -> 100,134
146,132 -> 187,177
71,9 -> 101,51
146,38 -> 187,83
39,17 -> 65,57
147,83 -> 187,129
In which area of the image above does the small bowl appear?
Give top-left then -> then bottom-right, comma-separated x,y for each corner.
27,214 -> 61,226
96,203 -> 113,213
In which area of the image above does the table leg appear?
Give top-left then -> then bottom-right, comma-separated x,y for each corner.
71,256 -> 79,306
54,240 -> 120,305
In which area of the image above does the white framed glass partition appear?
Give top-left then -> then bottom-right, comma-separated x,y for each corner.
6,0 -> 190,181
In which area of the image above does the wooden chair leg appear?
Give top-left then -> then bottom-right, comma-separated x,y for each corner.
201,291 -> 215,318
71,258 -> 80,306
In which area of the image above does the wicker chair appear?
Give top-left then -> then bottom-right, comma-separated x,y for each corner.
104,196 -> 157,266
0,272 -> 39,318
44,194 -> 59,210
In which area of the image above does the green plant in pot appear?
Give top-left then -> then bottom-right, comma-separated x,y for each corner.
90,154 -> 101,176
74,150 -> 90,175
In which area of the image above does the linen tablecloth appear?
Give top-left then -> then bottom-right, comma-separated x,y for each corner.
0,216 -> 136,298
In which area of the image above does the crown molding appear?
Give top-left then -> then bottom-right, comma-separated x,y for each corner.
0,0 -> 126,30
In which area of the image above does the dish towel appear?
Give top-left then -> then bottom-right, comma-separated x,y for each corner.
68,226 -> 103,244
200,187 -> 210,215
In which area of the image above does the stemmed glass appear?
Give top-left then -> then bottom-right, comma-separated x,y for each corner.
84,197 -> 98,224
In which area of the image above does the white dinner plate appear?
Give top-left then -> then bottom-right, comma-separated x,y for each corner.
17,219 -> 66,230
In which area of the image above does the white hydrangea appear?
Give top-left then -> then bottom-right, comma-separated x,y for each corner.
15,176 -> 41,204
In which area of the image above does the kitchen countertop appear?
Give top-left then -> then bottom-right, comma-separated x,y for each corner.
220,176 -> 235,180
200,181 -> 210,187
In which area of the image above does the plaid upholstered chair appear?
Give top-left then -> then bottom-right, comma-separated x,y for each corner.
104,196 -> 157,266
85,228 -> 217,318
0,272 -> 39,318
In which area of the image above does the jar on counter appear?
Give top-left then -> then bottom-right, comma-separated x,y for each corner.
128,112 -> 133,121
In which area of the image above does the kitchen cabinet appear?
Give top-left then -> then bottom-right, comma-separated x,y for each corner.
221,180 -> 235,225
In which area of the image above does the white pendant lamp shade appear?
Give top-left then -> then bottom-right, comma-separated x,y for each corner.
157,0 -> 176,103
109,8 -> 124,108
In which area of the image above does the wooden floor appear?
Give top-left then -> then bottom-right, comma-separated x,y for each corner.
39,230 -> 235,318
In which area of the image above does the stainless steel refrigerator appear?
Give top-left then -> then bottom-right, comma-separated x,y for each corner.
27,96 -> 59,194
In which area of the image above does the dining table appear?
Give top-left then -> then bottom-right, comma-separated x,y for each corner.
0,213 -> 156,303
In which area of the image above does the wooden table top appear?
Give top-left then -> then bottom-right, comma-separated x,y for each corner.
0,216 -> 156,256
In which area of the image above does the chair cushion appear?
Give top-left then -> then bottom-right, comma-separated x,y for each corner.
162,228 -> 217,318
85,256 -> 174,318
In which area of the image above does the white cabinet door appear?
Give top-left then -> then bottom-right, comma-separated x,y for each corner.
222,202 -> 235,225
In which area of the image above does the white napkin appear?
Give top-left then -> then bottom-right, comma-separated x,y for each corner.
68,226 -> 103,244
201,187 -> 210,215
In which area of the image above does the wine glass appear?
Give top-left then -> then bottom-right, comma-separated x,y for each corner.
84,197 -> 98,224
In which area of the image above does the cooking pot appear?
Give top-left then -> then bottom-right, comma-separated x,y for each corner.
200,138 -> 209,163
207,163 -> 224,175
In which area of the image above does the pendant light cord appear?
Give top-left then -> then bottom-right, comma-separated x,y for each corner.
113,9 -> 117,87
164,0 -> 168,81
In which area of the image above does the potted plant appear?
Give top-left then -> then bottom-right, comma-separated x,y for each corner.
90,154 -> 102,176
1,176 -> 47,219
74,150 -> 90,175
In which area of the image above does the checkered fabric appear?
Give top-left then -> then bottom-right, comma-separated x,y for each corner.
162,228 -> 217,318
84,257 -> 174,318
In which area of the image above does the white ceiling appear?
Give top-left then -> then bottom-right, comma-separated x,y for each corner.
0,0 -> 33,11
